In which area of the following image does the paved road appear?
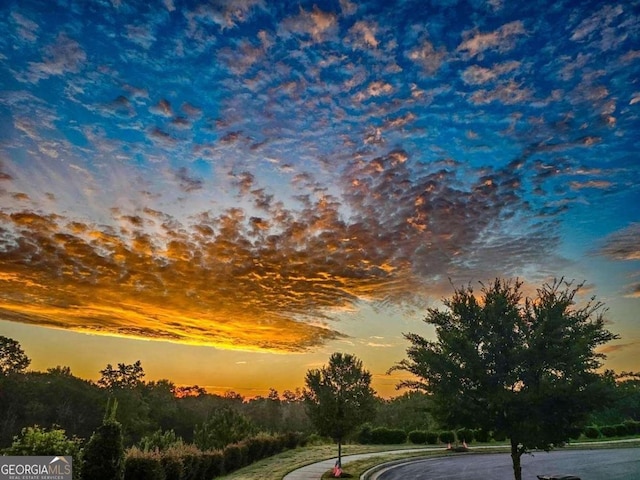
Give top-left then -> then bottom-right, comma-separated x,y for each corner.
372,447 -> 640,480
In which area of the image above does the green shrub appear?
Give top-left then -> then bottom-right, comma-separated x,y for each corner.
456,428 -> 475,443
162,443 -> 203,480
491,430 -> 507,442
583,426 -> 600,439
202,451 -> 224,478
243,436 -> 265,464
159,453 -> 183,480
125,448 -> 165,480
180,451 -> 203,480
369,427 -> 406,444
623,420 -> 640,435
408,430 -> 428,444
438,430 -> 455,444
474,429 -> 490,443
306,433 -> 330,445
222,443 -> 248,473
425,432 -> 439,444
283,431 -> 306,449
269,434 -> 285,455
4,425 -> 82,457
600,425 -> 617,437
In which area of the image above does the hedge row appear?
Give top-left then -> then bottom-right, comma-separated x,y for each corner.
124,432 -> 307,480
585,421 -> 640,439
359,420 -> 640,447
358,426 -> 407,444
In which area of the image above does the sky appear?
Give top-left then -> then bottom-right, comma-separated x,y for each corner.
0,0 -> 639,398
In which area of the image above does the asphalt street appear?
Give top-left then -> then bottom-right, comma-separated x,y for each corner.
372,447 -> 640,480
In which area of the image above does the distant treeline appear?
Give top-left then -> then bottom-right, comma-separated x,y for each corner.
1,336 -> 639,452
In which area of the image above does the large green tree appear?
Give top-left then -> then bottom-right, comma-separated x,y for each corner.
304,352 -> 376,468
392,279 -> 618,480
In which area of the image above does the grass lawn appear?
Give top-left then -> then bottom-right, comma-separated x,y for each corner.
218,443 -> 435,480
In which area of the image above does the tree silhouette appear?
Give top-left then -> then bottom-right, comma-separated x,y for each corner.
392,278 -> 618,480
97,360 -> 145,390
0,336 -> 30,375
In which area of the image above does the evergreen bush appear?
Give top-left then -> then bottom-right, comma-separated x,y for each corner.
583,426 -> 600,439
456,428 -> 474,443
202,451 -> 224,478
159,453 -> 183,480
369,427 -> 406,444
124,449 -> 165,480
408,430 -> 428,444
222,443 -> 248,473
623,420 -> 640,435
438,430 -> 455,444
600,425 -> 617,437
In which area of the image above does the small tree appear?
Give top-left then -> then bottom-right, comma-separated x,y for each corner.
304,353 -> 376,469
392,279 -> 618,480
0,336 -> 30,375
193,407 -> 254,450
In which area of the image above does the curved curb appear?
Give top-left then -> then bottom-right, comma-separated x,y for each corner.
360,455 -> 440,480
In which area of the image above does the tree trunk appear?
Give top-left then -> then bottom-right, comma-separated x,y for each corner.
510,439 -> 522,480
337,438 -> 342,467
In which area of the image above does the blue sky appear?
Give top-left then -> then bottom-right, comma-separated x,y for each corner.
0,0 -> 638,396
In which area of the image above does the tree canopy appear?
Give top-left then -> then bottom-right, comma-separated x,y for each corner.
304,352 -> 376,468
97,360 -> 145,390
393,278 -> 618,480
0,335 -> 30,375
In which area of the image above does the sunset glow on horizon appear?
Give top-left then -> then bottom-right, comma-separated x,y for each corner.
1,0 -> 638,398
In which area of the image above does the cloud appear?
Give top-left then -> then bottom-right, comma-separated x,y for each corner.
407,38 -> 447,74
596,223 -> 640,261
347,20 -> 380,49
599,341 -> 640,354
624,284 -> 640,298
279,6 -> 338,42
187,0 -> 265,30
570,4 -> 630,51
0,140 -> 563,352
11,11 -> 39,43
461,61 -> 521,85
469,80 -> 533,105
28,33 -> 86,81
457,20 -> 525,58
